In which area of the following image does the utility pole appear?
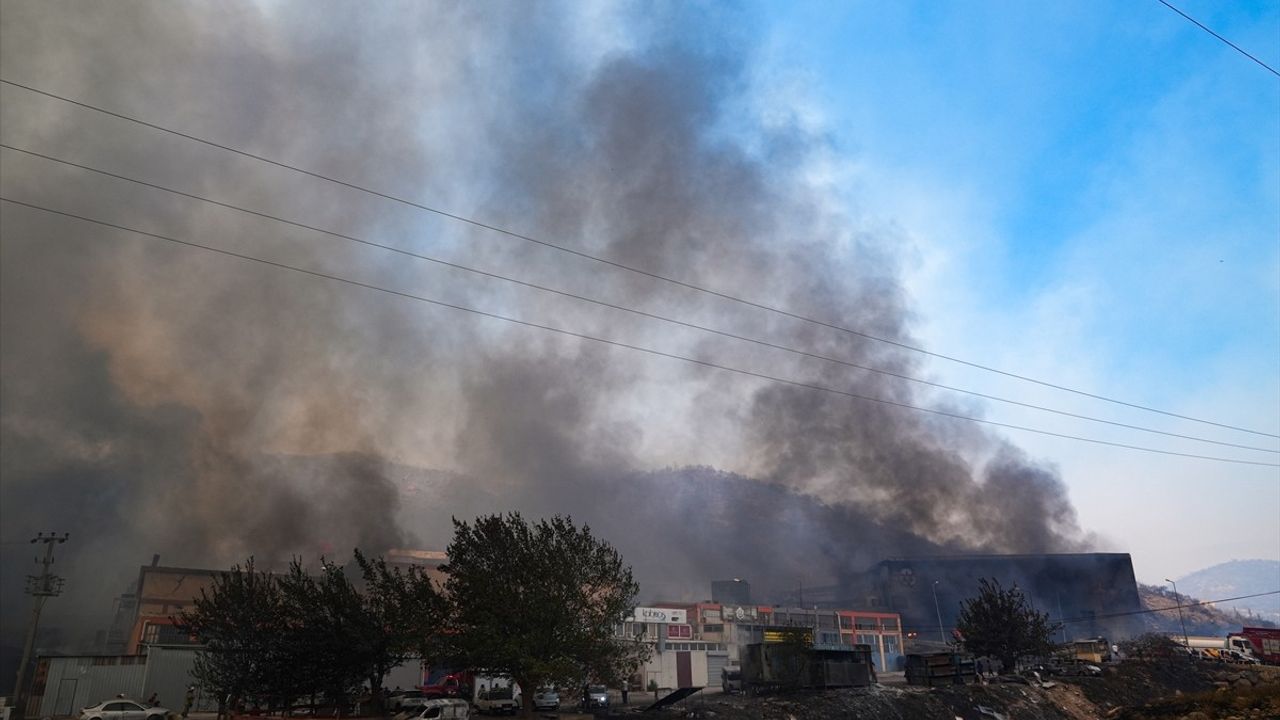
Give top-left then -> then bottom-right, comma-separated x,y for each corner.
12,532 -> 69,720
932,581 -> 945,644
1165,578 -> 1190,651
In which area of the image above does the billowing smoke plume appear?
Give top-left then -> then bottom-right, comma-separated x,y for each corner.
0,1 -> 1087,652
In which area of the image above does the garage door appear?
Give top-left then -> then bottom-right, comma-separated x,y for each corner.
706,652 -> 729,687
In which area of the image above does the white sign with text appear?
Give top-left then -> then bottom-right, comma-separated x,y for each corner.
627,607 -> 688,624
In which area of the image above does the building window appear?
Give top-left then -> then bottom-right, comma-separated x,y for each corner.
703,624 -> 723,633
881,618 -> 899,630
142,624 -> 160,645
156,624 -> 197,645
855,619 -> 878,630
840,616 -> 853,629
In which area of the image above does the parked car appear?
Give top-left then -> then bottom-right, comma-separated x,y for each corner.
583,685 -> 609,708
390,690 -> 428,711
532,688 -> 560,711
80,700 -> 170,720
721,667 -> 743,694
407,699 -> 470,719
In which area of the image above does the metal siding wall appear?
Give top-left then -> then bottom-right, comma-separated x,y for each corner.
38,657 -> 146,716
37,659 -> 73,716
86,664 -> 147,709
143,648 -> 218,711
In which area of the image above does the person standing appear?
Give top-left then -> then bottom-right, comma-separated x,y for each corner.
182,686 -> 195,719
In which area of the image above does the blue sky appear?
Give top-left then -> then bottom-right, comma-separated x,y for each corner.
750,0 -> 1279,581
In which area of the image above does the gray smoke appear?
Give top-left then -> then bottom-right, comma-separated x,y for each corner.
0,0 -> 1088,654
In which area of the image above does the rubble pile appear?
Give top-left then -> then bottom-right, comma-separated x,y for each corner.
1113,666 -> 1280,720
643,663 -> 1280,720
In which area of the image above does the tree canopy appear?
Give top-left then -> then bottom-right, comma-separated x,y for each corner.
440,513 -> 649,715
177,513 -> 644,717
955,578 -> 1060,671
178,552 -> 443,714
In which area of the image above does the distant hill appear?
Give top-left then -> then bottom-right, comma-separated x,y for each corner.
1177,560 -> 1280,625
1136,584 -> 1271,637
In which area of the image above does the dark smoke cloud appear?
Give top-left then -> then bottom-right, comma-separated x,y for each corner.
1,0 -> 1087,652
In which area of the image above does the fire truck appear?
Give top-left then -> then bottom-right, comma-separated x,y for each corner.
1234,627 -> 1280,665
421,669 -> 520,714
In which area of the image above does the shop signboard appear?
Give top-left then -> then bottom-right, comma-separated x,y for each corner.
627,607 -> 687,624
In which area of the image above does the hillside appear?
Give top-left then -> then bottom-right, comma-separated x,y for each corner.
1138,584 -> 1276,636
1177,559 -> 1280,624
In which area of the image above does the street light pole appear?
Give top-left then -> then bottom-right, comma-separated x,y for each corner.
12,532 -> 69,720
932,581 -> 946,644
1165,578 -> 1190,650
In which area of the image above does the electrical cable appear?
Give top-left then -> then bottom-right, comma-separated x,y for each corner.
4,143 -> 1274,455
2,78 -> 1274,439
3,195 -> 1277,467
1155,0 -> 1280,77
895,589 -> 1280,631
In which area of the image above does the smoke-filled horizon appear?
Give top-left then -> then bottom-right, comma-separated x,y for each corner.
1,1 -> 1090,652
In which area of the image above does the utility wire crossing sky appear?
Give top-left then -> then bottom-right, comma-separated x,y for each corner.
3,76 -> 1274,441
2,141 -> 1275,457
4,195 -> 1277,468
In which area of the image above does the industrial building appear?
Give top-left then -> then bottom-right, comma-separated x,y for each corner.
620,598 -> 905,690
848,553 -> 1145,641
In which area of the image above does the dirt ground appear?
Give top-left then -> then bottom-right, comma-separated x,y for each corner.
636,662 -> 1280,720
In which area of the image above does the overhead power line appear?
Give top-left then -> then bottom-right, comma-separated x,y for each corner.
6,143 -> 1275,456
1155,0 -> 1280,77
898,589 -> 1280,631
4,195 -> 1278,467
2,78 -> 1273,440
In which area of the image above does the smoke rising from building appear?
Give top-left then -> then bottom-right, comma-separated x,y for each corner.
0,1 -> 1088,651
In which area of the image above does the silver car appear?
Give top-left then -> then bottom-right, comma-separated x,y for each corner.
532,688 -> 559,711
584,685 -> 609,708
80,700 -> 170,720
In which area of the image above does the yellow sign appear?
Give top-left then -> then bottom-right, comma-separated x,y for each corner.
763,629 -> 812,644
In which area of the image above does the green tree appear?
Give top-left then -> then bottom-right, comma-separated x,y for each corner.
275,553 -> 445,713
351,549 -> 446,712
277,559 -> 365,710
440,513 -> 650,716
176,559 -> 285,717
955,578 -> 1061,671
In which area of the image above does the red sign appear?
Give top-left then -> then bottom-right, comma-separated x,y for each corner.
667,624 -> 692,639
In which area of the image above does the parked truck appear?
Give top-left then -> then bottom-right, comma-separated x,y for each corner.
1233,627 -> 1280,665
420,669 -> 520,714
1174,634 -> 1262,664
470,675 -> 519,715
1063,637 -> 1112,664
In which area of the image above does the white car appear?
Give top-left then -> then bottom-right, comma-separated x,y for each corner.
391,691 -> 429,711
80,700 -> 170,720
408,699 -> 470,719
533,688 -> 560,711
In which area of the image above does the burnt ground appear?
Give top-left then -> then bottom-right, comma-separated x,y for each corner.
633,663 -> 1280,720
